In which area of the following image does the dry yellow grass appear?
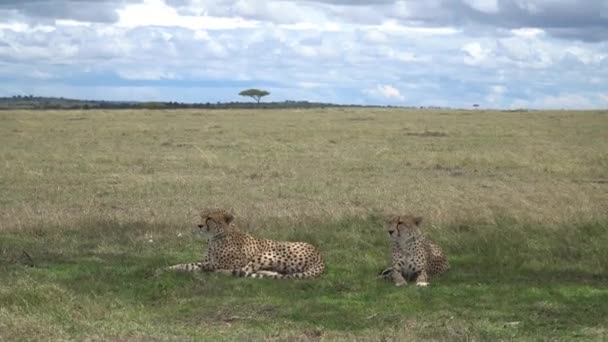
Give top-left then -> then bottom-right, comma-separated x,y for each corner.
1,108 -> 606,231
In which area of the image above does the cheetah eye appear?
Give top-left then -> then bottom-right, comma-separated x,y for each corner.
388,230 -> 395,235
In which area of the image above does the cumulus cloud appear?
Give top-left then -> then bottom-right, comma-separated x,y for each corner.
2,0 -> 608,41
511,94 -> 598,110
461,42 -> 493,66
339,1 -> 608,40
366,84 -> 405,101
0,0 -> 143,23
0,0 -> 607,108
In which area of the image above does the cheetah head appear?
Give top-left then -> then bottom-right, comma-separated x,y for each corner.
385,214 -> 423,242
197,208 -> 234,238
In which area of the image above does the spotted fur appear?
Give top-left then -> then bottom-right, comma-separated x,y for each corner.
378,215 -> 449,287
166,209 -> 324,279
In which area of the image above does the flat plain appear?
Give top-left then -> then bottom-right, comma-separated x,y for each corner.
1,108 -> 607,341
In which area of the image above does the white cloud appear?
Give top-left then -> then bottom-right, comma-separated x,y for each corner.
491,85 -> 507,95
463,0 -> 499,13
461,42 -> 492,66
298,82 -> 323,89
0,0 -> 607,108
540,94 -> 596,109
0,22 -> 31,32
564,46 -> 606,65
511,94 -> 597,109
373,20 -> 460,36
509,99 -> 531,109
116,0 -> 260,30
495,36 -> 555,68
389,50 -> 428,63
485,85 -> 508,106
116,69 -> 177,80
362,29 -> 388,44
510,27 -> 545,38
56,19 -> 93,27
366,84 -> 405,101
231,0 -> 328,24
280,22 -> 343,31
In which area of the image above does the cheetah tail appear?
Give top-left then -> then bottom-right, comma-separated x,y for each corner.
377,267 -> 393,279
167,262 -> 202,272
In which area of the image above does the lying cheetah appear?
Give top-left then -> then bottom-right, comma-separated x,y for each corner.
378,215 -> 449,287
166,208 -> 325,279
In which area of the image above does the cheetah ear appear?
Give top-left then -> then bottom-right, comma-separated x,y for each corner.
385,215 -> 398,225
199,208 -> 210,218
414,216 -> 423,226
223,211 -> 234,225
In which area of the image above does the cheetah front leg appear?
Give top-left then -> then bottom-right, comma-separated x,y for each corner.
415,269 -> 430,287
391,264 -> 408,287
254,270 -> 281,277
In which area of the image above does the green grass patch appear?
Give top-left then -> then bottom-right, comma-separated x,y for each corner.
1,217 -> 607,340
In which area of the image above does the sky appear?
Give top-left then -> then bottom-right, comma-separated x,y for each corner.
0,0 -> 607,109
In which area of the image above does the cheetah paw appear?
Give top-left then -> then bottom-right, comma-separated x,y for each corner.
416,282 -> 429,287
395,281 -> 407,287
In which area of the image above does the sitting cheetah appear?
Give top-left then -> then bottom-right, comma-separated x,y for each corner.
166,208 -> 325,279
378,215 -> 449,287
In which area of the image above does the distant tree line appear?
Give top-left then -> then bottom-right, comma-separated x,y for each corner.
0,93 -> 463,111
0,96 -> 394,110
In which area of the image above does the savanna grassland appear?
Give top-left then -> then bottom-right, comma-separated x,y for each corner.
0,108 -> 607,341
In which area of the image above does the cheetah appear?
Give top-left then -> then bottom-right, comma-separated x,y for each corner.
377,215 -> 449,287
166,208 -> 325,279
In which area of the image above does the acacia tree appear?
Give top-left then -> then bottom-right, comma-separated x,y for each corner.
239,89 -> 270,104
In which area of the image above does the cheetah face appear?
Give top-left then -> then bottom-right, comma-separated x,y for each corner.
386,215 -> 423,241
196,208 -> 234,238
196,217 -> 222,238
